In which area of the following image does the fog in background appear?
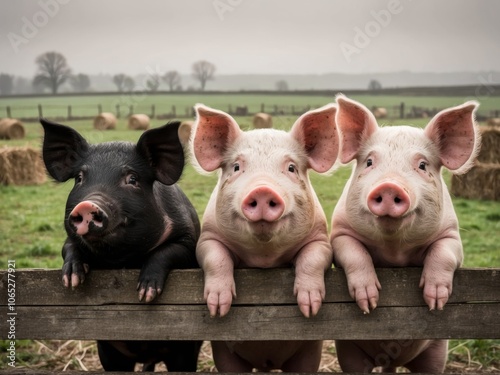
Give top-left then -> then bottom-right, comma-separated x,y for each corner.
1,0 -> 500,91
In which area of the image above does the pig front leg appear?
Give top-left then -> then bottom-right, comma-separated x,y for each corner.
332,235 -> 381,314
293,240 -> 333,318
138,242 -> 198,303
61,238 -> 89,289
197,239 -> 236,317
419,238 -> 463,310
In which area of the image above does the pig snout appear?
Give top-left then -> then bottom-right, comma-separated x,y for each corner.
367,182 -> 410,218
69,201 -> 108,235
241,186 -> 285,222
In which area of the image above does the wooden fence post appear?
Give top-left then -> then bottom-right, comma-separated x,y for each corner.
261,103 -> 265,113
129,105 -> 133,117
116,105 -> 120,118
98,104 -> 102,114
6,106 -> 11,118
67,105 -> 72,120
172,105 -> 176,117
38,104 -> 43,118
151,105 -> 155,119
400,102 -> 405,119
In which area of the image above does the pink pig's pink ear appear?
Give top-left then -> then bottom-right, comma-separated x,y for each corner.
192,104 -> 242,172
290,103 -> 338,173
335,95 -> 378,164
424,101 -> 480,173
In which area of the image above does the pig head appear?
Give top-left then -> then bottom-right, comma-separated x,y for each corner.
41,119 -> 202,372
190,104 -> 338,372
330,95 -> 480,373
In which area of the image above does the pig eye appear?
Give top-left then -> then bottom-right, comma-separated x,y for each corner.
366,159 -> 373,167
288,164 -> 296,173
233,163 -> 240,172
418,161 -> 427,171
126,174 -> 138,185
75,172 -> 83,184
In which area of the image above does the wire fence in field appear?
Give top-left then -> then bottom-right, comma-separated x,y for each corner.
0,102 -> 498,122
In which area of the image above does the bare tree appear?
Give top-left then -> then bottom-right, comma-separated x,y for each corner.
275,80 -> 289,91
146,73 -> 161,92
33,51 -> 71,94
192,60 -> 216,91
123,76 -> 135,92
368,79 -> 382,91
113,74 -> 127,92
163,71 -> 181,91
69,73 -> 91,92
113,74 -> 135,92
0,73 -> 14,95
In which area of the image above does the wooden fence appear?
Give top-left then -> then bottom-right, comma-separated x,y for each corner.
2,103 -> 499,123
0,267 -> 499,374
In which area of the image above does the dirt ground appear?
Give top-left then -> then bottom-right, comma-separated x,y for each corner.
12,340 -> 499,372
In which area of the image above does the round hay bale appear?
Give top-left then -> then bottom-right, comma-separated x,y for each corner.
93,113 -> 116,130
486,118 -> 500,127
178,121 -> 193,147
128,114 -> 150,130
0,118 -> 25,140
477,126 -> 500,164
373,107 -> 388,119
253,113 -> 273,129
0,146 -> 47,185
451,162 -> 500,201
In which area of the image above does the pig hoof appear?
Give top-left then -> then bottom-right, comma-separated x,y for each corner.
137,282 -> 162,303
62,261 -> 88,289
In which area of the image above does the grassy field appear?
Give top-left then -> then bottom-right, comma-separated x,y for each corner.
1,92 -> 499,119
1,98 -> 499,370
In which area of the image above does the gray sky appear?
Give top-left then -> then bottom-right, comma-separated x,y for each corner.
1,0 -> 499,77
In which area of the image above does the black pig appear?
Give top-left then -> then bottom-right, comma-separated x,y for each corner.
41,119 -> 201,372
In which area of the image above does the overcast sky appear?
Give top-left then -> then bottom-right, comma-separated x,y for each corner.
1,0 -> 499,77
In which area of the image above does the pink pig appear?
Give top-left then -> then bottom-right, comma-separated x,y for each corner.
191,104 -> 338,372
330,95 -> 480,373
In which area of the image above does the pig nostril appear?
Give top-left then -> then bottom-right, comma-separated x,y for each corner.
250,201 -> 257,208
375,196 -> 382,203
269,201 -> 276,207
394,197 -> 401,204
93,211 -> 103,223
71,214 -> 83,224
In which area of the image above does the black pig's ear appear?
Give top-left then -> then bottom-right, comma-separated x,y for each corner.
137,121 -> 185,185
40,118 -> 89,182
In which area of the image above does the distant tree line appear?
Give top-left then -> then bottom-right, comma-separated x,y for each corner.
0,51 -> 217,95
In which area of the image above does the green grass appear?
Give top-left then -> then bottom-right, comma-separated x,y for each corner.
1,92 -> 498,119
0,101 -> 499,370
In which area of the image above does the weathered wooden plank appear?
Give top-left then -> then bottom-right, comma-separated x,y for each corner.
1,302 -> 498,341
1,268 -> 499,307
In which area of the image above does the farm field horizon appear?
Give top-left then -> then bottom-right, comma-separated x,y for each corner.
1,92 -> 500,121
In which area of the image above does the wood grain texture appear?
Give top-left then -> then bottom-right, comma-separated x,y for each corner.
0,268 -> 499,341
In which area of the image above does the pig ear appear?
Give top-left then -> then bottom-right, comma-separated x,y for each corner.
335,95 -> 378,164
191,104 -> 242,172
290,103 -> 338,173
40,118 -> 89,182
137,121 -> 185,185
424,101 -> 480,173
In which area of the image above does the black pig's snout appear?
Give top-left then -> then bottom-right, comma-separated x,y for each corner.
69,201 -> 109,236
